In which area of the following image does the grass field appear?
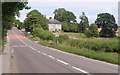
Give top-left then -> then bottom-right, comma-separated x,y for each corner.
63,32 -> 86,38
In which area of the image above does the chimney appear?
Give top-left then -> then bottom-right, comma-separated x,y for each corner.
49,17 -> 52,19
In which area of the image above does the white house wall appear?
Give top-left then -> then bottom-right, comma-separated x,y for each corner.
48,24 -> 62,31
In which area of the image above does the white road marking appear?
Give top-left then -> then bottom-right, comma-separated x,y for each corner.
48,55 -> 55,59
42,52 -> 47,56
30,47 -> 34,50
33,48 -> 37,51
37,51 -> 41,53
13,45 -> 27,48
12,49 -> 14,53
57,59 -> 69,65
72,66 -> 89,73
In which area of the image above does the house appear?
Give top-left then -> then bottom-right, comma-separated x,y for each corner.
48,17 -> 62,32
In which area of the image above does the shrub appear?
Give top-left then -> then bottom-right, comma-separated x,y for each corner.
85,23 -> 99,37
41,31 -> 55,41
62,22 -> 69,32
32,27 -> 44,37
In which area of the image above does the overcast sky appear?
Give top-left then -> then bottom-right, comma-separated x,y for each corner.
18,0 -> 119,24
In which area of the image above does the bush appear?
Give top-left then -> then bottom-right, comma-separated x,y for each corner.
69,23 -> 79,32
62,22 -> 69,32
57,35 -> 69,43
85,24 -> 99,37
32,27 -> 44,37
41,31 -> 55,41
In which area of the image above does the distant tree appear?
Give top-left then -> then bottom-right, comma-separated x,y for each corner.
85,23 -> 99,37
24,9 -> 48,32
95,13 -> 118,37
79,12 -> 89,33
69,23 -> 79,32
61,22 -> 69,32
14,20 -> 23,30
54,8 -> 76,22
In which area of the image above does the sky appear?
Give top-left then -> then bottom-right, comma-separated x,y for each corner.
18,0 -> 119,25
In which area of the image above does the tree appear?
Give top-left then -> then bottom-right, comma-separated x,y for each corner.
61,22 -> 78,32
14,20 -> 23,30
41,31 -> 55,41
69,23 -> 79,32
54,8 -> 76,23
79,12 -> 89,33
85,23 -> 99,37
61,22 -> 69,32
24,9 -> 48,32
32,27 -> 44,37
2,2 -> 28,50
95,13 -> 118,37
2,2 -> 28,30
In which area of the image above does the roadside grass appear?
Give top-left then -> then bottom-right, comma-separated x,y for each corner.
52,45 -> 118,64
27,35 -> 119,65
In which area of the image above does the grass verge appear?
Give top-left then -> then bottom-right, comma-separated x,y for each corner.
27,35 -> 119,65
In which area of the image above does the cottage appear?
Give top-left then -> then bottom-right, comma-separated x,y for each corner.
48,17 -> 62,32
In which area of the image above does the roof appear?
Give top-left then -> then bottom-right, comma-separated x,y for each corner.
48,19 -> 61,24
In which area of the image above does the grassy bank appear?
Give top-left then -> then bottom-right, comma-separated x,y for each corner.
27,35 -> 119,65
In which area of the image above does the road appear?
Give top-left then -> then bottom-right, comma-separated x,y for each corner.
7,27 -> 119,74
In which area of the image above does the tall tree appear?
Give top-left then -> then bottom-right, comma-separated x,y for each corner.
2,2 -> 28,30
95,13 -> 118,37
1,1 -> 28,50
54,8 -> 76,23
24,9 -> 48,32
79,12 -> 89,33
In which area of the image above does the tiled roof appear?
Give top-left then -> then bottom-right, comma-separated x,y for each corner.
48,19 -> 61,24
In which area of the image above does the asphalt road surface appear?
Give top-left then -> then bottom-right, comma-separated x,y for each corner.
7,27 -> 118,74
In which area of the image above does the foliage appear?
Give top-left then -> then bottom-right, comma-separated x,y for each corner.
61,22 -> 69,32
95,13 -> 118,37
24,9 -> 48,32
69,23 -> 79,32
2,2 -> 28,30
62,22 -> 79,32
79,12 -> 89,33
54,8 -> 76,22
85,23 -> 99,37
32,27 -> 44,37
2,2 -> 28,51
57,35 -> 69,43
15,20 -> 24,30
41,31 -> 55,41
